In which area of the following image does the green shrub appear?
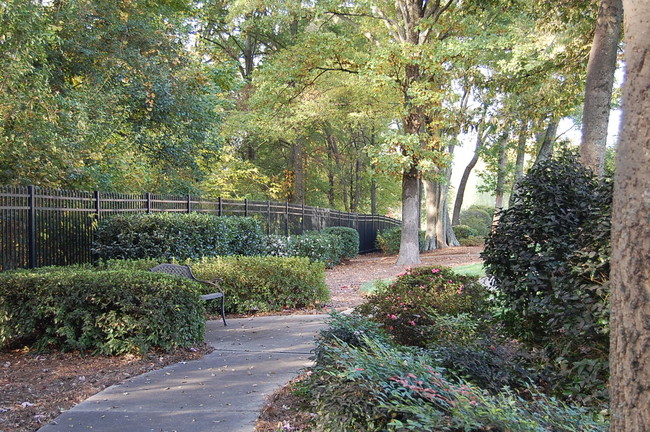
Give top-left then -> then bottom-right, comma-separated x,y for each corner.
321,226 -> 360,259
289,231 -> 344,268
262,234 -> 292,257
459,205 -> 494,237
452,224 -> 477,239
459,235 -> 485,246
93,213 -> 265,261
356,266 -> 486,346
482,151 -> 611,404
307,315 -> 607,432
0,269 -> 205,354
100,255 -> 330,315
375,226 -> 423,255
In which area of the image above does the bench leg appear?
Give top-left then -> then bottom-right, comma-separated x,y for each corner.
220,295 -> 227,326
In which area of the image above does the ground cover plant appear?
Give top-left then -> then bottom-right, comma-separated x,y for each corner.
299,313 -> 608,432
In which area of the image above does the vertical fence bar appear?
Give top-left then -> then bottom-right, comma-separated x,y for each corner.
28,186 -> 36,269
187,195 -> 191,213
301,204 -> 305,234
285,202 -> 289,236
146,192 -> 151,213
266,201 -> 271,235
94,190 -> 101,220
244,199 -> 248,217
218,197 -> 223,216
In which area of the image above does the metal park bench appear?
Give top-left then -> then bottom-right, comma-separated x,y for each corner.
150,263 -> 227,326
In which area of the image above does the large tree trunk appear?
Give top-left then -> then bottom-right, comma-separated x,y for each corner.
579,0 -> 623,176
452,121 -> 486,225
423,178 -> 459,250
610,1 -> 650,430
397,166 -> 422,265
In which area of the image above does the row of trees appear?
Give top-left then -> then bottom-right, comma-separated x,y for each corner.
1,0 -> 621,264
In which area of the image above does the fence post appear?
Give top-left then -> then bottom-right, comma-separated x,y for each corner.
267,201 -> 271,235
218,197 -> 223,216
244,198 -> 248,217
187,195 -> 191,213
301,204 -> 305,234
94,190 -> 101,220
146,192 -> 151,213
28,185 -> 37,269
285,202 -> 289,236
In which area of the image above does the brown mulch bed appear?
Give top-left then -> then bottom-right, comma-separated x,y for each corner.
0,247 -> 483,432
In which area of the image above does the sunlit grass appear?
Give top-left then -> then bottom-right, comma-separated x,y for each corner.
451,262 -> 486,277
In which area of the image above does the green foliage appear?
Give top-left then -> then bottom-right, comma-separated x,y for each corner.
356,267 -> 486,346
482,151 -> 612,402
320,226 -> 360,259
459,236 -> 486,247
0,268 -> 205,354
93,213 -> 265,261
288,231 -> 345,268
458,205 -> 494,237
307,314 -> 607,432
375,227 -> 425,255
451,224 -> 477,239
103,256 -> 330,315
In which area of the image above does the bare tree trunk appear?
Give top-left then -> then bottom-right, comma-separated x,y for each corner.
397,166 -> 422,265
509,121 -> 529,207
610,1 -> 650,430
580,0 -> 623,176
534,118 -> 558,166
452,124 -> 486,225
291,140 -> 305,204
494,133 -> 508,212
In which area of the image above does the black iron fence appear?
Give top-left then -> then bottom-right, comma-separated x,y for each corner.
0,185 -> 401,270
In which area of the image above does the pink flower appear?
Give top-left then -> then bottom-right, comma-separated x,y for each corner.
390,314 -> 398,320
431,268 -> 440,274
458,285 -> 464,294
409,320 -> 416,326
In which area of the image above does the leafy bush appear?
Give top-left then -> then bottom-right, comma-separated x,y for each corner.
375,226 -> 424,255
288,231 -> 344,268
93,213 -> 265,261
482,152 -> 611,350
356,266 -> 486,346
307,314 -> 607,432
452,224 -> 477,239
262,234 -> 292,257
321,226 -> 360,259
459,204 -> 494,237
482,151 -> 611,403
0,269 -> 205,354
103,256 -> 330,315
458,235 -> 485,246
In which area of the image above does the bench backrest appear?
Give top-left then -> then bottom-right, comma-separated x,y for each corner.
150,263 -> 195,280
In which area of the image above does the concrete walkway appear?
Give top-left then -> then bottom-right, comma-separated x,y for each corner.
38,315 -> 329,432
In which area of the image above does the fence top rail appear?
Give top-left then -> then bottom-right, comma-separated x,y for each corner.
0,185 -> 402,225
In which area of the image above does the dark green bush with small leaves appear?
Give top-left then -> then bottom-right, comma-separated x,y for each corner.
0,269 -> 205,354
321,226 -> 360,259
452,224 -> 477,239
288,231 -> 345,268
356,266 -> 486,346
459,205 -> 494,237
482,151 -> 612,404
93,213 -> 265,261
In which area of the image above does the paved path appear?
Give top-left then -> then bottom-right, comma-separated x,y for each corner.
38,315 -> 329,432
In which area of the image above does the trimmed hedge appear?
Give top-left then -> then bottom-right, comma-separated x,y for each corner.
289,232 -> 344,268
375,226 -> 425,255
320,227 -> 359,259
93,213 -> 265,261
103,256 -> 330,315
0,269 -> 205,354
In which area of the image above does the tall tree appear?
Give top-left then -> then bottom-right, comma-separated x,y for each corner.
579,0 -> 623,175
609,0 -> 650,429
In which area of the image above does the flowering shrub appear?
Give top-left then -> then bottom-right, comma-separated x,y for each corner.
357,266 -> 486,346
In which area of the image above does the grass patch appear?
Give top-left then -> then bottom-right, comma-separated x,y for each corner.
451,262 -> 485,277
360,278 -> 393,294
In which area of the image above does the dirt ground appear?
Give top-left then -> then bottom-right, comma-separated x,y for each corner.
0,247 -> 483,432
